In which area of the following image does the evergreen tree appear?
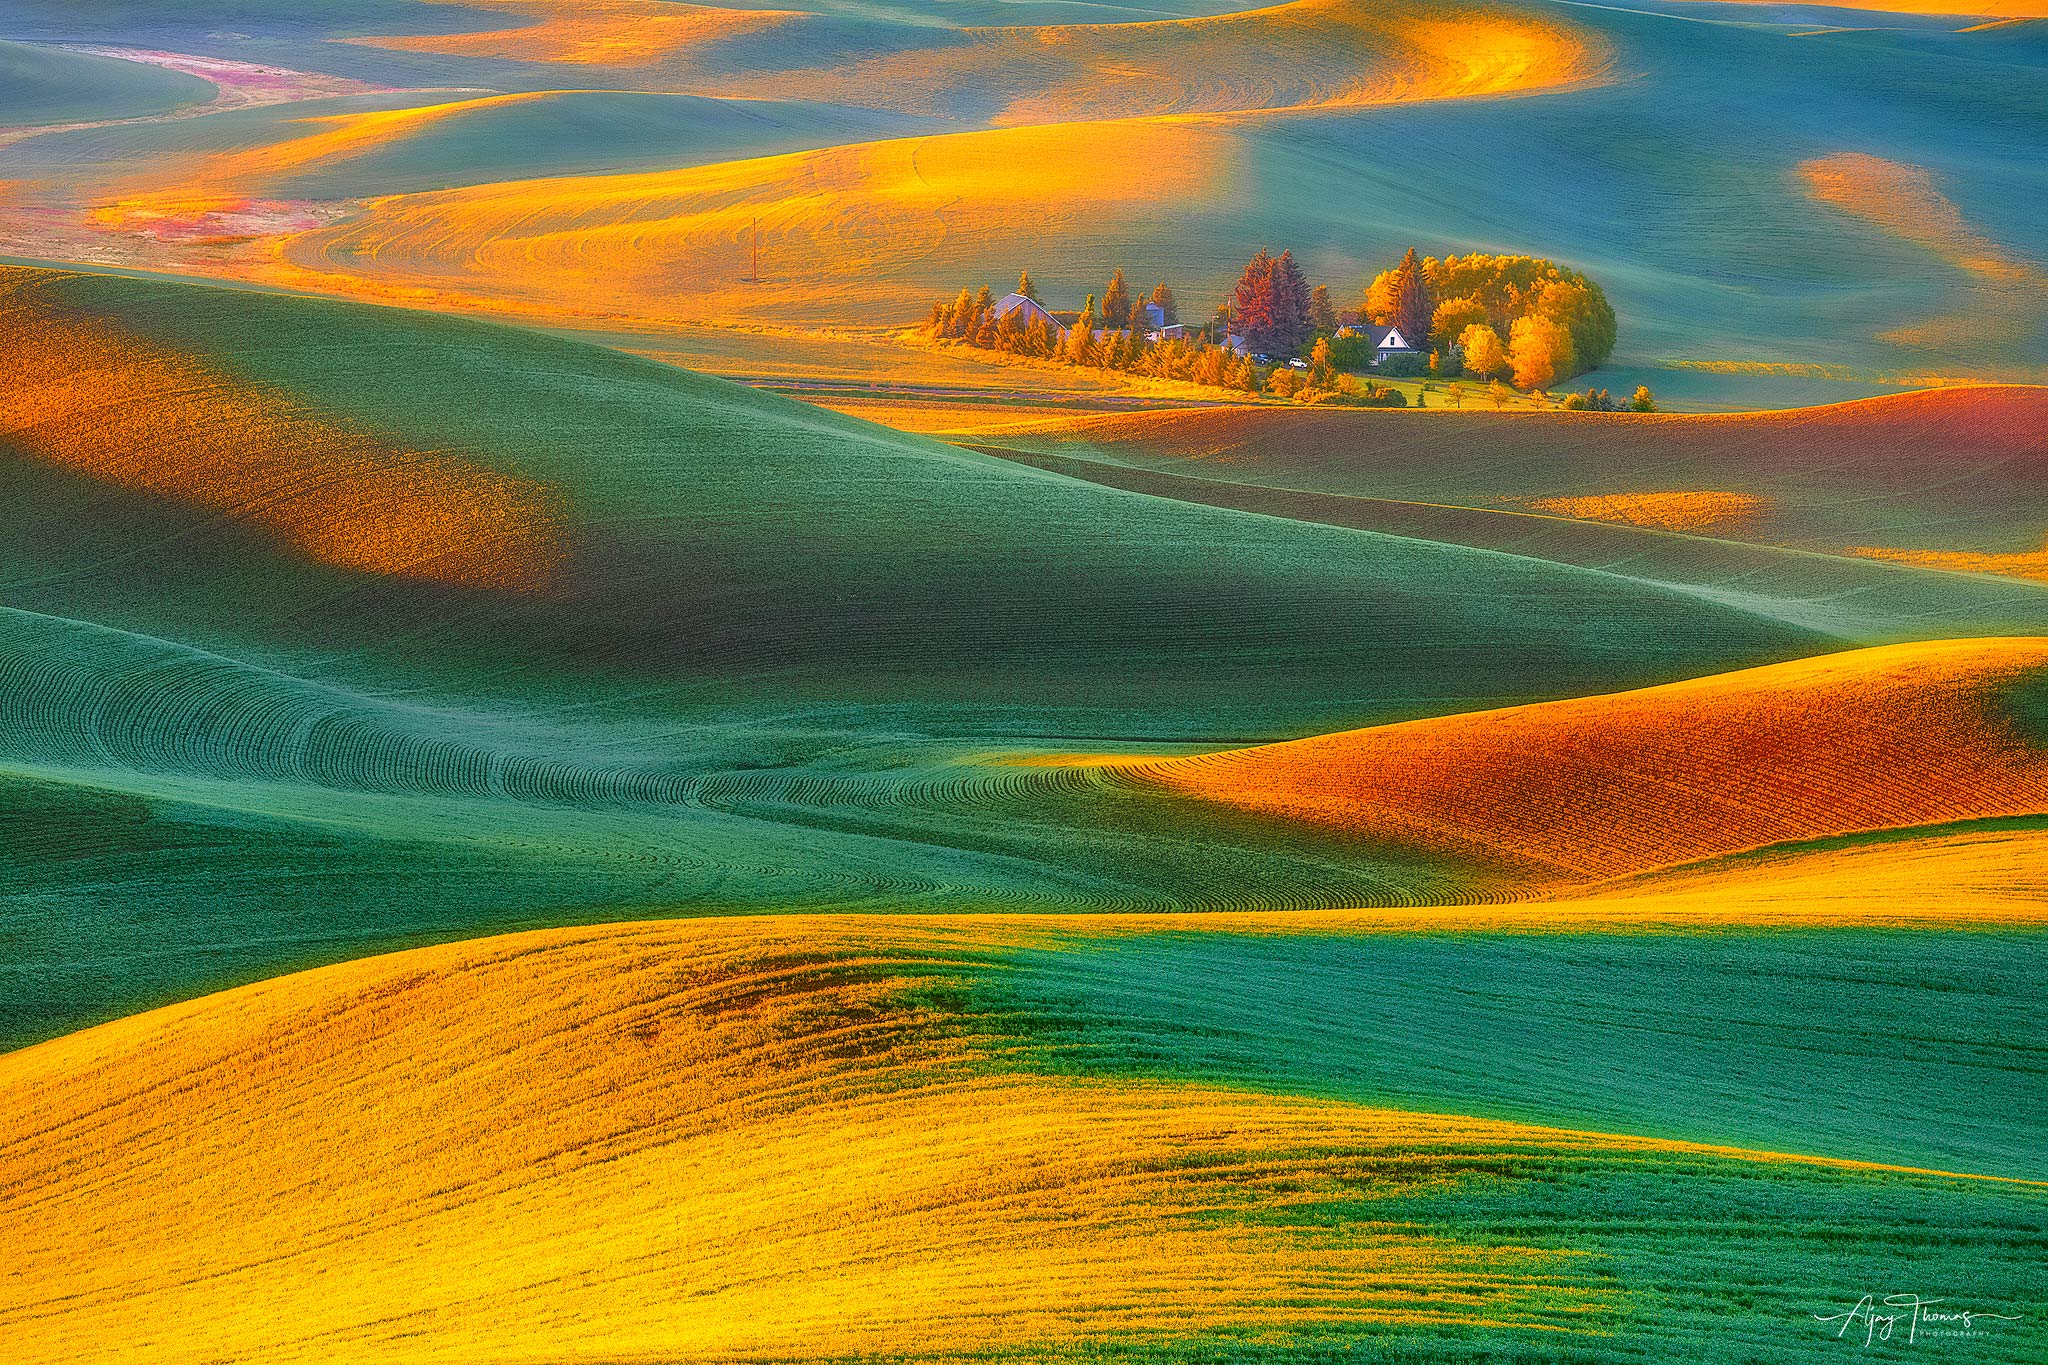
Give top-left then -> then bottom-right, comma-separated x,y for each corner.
1101,269 -> 1132,330
1272,250 -> 1313,356
946,287 -> 975,338
1230,249 -> 1314,357
1391,247 -> 1431,346
1150,282 -> 1178,324
1310,285 -> 1337,335
1231,251 -> 1277,351
1065,295 -> 1097,364
1016,269 -> 1040,302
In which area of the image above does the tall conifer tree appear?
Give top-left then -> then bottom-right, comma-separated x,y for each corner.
1101,269 -> 1132,331
1392,247 -> 1432,345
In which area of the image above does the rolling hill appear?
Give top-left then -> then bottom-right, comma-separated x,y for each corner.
973,387 -> 2048,574
0,38 -> 215,128
4,0 -> 2041,404
1,259 -> 1908,1044
3,15 -> 2046,1360
1,913 -> 2041,1364
1099,638 -> 2048,882
1,88 -> 956,210
5,265 -> 2048,1056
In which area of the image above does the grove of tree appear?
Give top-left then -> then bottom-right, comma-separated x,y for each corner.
1365,251 -> 1616,387
921,246 -> 1620,405
919,264 -> 1401,405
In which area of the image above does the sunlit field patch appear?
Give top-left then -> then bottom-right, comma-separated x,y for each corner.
1519,490 -> 1765,532
783,0 -> 1610,126
1114,639 -> 2048,883
269,117 -> 1235,325
349,0 -> 801,67
0,269 -> 562,590
3,915 -> 2040,1364
1799,156 -> 2041,287
1849,540 -> 2048,584
1799,152 -> 2048,354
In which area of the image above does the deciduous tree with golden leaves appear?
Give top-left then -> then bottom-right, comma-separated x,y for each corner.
1459,322 -> 1508,380
1509,314 -> 1574,392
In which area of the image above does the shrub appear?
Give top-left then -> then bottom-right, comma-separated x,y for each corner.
1327,334 -> 1372,370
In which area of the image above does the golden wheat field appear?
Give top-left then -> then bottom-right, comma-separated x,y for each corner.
1101,640 -> 2048,883
5,911 -> 2042,1364
2,0 -> 2045,1360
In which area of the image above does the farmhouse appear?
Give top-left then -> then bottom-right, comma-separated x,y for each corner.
991,291 -> 1067,338
1357,324 -> 1422,365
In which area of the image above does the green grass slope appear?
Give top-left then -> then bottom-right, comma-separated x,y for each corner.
277,91 -> 957,198
9,267 -> 2048,1045
993,924 -> 2048,1179
0,39 -> 215,127
3,916 -> 2042,1363
3,262 -> 1893,1043
1,264 -> 1834,725
972,391 -> 2048,637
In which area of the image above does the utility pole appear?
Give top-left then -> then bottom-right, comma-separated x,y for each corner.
747,216 -> 759,284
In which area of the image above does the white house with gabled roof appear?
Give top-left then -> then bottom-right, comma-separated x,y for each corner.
1366,324 -> 1422,364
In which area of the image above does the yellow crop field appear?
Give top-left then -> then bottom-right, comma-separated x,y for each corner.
0,919 -> 1598,1362
761,0 -> 1609,125
351,0 -> 802,67
270,117 -> 1233,326
165,0 -> 1611,334
1106,639 -> 2048,883
6,912 -> 2035,1365
6,14 -> 2048,1359
0,270 -> 562,590
1519,490 -> 1766,532
87,92 -> 570,231
1851,539 -> 2048,583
